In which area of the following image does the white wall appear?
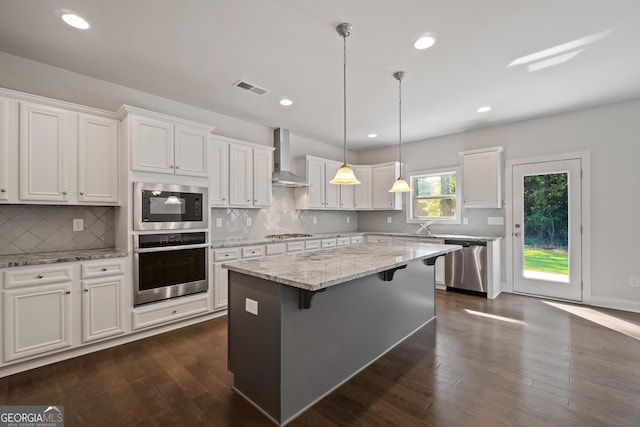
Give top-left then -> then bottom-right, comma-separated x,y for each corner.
0,51 -> 353,161
358,98 -> 640,312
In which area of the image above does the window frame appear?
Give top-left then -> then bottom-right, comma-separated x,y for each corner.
406,167 -> 462,225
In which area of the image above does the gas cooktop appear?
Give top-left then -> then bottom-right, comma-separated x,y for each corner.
264,233 -> 313,239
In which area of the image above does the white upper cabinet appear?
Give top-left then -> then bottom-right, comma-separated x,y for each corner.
372,162 -> 402,210
227,140 -> 273,208
0,97 -> 10,201
353,165 -> 372,210
19,102 -> 71,202
340,183 -> 354,210
128,109 -> 212,177
229,144 -> 253,207
295,156 -> 344,210
78,114 -> 119,204
252,147 -> 272,207
460,147 -> 504,208
209,138 -> 229,206
174,124 -> 209,177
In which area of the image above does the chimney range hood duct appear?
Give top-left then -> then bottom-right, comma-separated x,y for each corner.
272,128 -> 310,187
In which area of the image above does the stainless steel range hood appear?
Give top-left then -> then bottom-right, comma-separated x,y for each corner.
272,128 -> 310,187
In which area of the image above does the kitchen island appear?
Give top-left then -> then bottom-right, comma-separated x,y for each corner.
223,241 -> 459,425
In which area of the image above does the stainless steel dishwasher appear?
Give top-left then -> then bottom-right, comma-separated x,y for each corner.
444,239 -> 487,294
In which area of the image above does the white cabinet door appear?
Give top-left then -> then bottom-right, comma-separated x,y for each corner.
461,148 -> 503,208
78,114 -> 119,204
3,282 -> 73,361
213,263 -> 229,310
324,161 -> 341,209
229,144 -> 253,207
209,139 -> 229,206
0,97 -> 10,201
19,102 -> 70,202
253,148 -> 272,207
81,276 -> 125,343
372,163 -> 402,210
174,124 -> 209,177
305,156 -> 326,209
435,256 -> 445,285
340,185 -> 354,210
130,115 -> 174,174
353,166 -> 372,209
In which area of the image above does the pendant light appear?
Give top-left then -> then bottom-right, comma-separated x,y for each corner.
389,71 -> 412,192
330,23 -> 360,185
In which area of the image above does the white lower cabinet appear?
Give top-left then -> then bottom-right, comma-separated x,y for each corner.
131,294 -> 210,330
212,247 -> 239,310
3,281 -> 73,362
80,260 -> 125,343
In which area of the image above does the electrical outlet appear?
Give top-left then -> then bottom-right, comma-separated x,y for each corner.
488,217 -> 504,225
246,218 -> 252,226
630,276 -> 640,288
245,298 -> 258,316
313,217 -> 317,224
387,217 -> 392,224
346,216 -> 350,223
72,218 -> 84,232
216,218 -> 222,228
463,217 -> 469,225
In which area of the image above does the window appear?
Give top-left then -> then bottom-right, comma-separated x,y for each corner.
407,168 -> 461,224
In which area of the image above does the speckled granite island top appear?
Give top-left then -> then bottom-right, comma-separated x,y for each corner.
0,248 -> 128,268
223,241 -> 460,291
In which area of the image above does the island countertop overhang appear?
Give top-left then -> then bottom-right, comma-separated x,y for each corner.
222,241 -> 461,291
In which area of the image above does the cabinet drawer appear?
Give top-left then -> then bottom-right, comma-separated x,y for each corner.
321,239 -> 337,248
305,240 -> 321,251
350,236 -> 364,244
213,248 -> 239,262
132,295 -> 209,330
286,241 -> 304,252
81,260 -> 125,279
367,235 -> 392,244
4,265 -> 73,289
266,243 -> 286,256
336,237 -> 350,246
242,246 -> 264,259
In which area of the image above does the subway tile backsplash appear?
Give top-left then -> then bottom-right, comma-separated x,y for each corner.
211,186 -> 357,240
0,205 -> 114,255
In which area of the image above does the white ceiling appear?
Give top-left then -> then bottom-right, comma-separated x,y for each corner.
1,0 -> 639,150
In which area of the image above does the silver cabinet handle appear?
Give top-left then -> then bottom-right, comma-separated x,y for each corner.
65,290 -> 71,295
102,268 -> 108,271
175,166 -> 179,169
172,310 -> 177,314
80,192 -> 85,196
38,274 -> 44,279
170,165 -> 174,169
62,191 -> 67,195
514,232 -> 521,237
1,188 -> 6,193
84,289 -> 89,292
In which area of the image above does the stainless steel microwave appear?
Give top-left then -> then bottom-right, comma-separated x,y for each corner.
133,182 -> 208,231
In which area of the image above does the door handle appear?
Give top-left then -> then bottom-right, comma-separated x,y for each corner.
514,232 -> 521,237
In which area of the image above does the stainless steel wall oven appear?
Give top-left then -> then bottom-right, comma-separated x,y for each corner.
133,232 -> 208,306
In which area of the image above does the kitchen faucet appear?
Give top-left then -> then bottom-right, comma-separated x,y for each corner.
416,222 -> 432,235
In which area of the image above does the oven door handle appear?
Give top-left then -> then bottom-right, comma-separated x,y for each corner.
134,243 -> 210,253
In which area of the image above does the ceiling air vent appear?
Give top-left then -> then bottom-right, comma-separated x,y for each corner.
233,80 -> 269,95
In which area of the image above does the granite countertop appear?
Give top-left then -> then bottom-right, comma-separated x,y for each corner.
223,241 -> 460,291
371,232 -> 503,241
210,231 -> 366,249
0,248 -> 128,269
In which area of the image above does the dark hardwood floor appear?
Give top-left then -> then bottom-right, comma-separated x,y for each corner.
2,291 -> 640,426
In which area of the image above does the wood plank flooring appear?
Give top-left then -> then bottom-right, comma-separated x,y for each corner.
1,291 -> 640,426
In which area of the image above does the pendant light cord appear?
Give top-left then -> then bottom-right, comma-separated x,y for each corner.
398,75 -> 402,175
343,34 -> 348,166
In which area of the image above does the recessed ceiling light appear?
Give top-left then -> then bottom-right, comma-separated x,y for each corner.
61,11 -> 90,30
477,106 -> 491,113
368,133 -> 378,138
414,33 -> 437,50
279,98 -> 293,106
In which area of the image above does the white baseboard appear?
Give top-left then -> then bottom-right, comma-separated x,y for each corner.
588,296 -> 640,314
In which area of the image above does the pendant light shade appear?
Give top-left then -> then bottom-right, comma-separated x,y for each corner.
389,71 -> 412,192
330,22 -> 360,186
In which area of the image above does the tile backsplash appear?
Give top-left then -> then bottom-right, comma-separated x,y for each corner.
211,186 -> 357,240
358,207 -> 506,237
0,205 -> 114,255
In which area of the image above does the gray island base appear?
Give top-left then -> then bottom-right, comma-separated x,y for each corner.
224,242 -> 460,425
